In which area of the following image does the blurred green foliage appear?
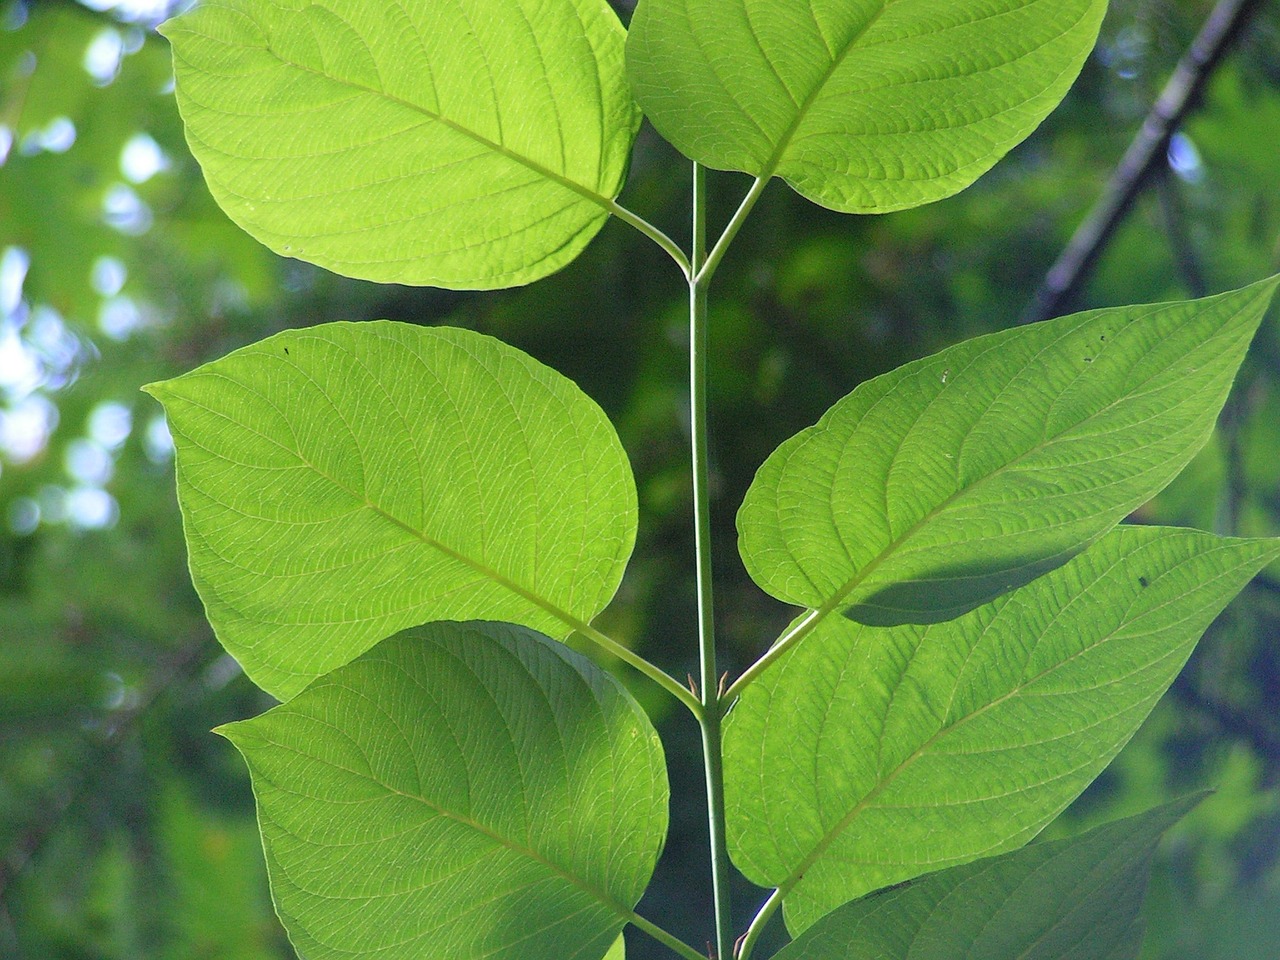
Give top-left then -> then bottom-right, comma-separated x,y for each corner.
1,0 -> 1278,957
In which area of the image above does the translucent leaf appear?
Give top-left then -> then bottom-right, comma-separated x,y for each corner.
771,798 -> 1200,960
145,322 -> 636,699
221,621 -> 668,960
738,279 -> 1279,627
627,0 -> 1106,212
161,0 -> 639,288
724,526 -> 1279,934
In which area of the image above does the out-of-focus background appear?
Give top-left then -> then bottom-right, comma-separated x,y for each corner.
2,0 -> 1279,957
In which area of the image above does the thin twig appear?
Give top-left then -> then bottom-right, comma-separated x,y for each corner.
1023,0 -> 1266,323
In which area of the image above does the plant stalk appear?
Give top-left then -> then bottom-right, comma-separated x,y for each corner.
735,889 -> 782,960
691,161 -> 734,960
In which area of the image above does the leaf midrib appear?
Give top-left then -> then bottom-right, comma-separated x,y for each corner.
754,3 -> 890,182
167,384 -> 596,639
172,14 -> 624,219
777,301 -> 1246,636
247,725 -> 644,934
767,537 -> 1223,903
753,0 -> 1082,182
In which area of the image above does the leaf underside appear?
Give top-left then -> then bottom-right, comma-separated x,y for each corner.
724,526 -> 1279,934
146,322 -> 637,700
627,0 -> 1107,212
161,0 -> 640,288
738,278 -> 1279,628
221,621 -> 668,960
771,797 -> 1200,960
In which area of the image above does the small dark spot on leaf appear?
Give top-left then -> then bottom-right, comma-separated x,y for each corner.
1084,357 -> 1093,362
1139,576 -> 1149,588
283,347 -> 290,355
1100,334 -> 1107,341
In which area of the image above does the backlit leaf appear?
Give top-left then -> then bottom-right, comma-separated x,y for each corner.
221,620 -> 668,960
724,526 -> 1278,934
145,322 -> 636,699
627,0 -> 1106,212
738,278 -> 1278,627
771,798 -> 1199,960
161,0 -> 639,288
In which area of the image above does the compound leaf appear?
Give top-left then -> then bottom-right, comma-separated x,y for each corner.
221,621 -> 668,960
161,0 -> 639,288
146,322 -> 636,699
724,526 -> 1278,934
771,798 -> 1199,960
627,0 -> 1106,212
738,278 -> 1278,628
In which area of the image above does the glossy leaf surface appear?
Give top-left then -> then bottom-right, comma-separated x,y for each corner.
724,526 -> 1279,933
161,0 -> 639,288
627,0 -> 1106,212
221,621 -> 668,960
739,279 -> 1278,627
772,798 -> 1198,960
146,322 -> 636,699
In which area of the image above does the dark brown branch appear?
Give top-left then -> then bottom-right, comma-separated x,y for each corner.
1023,0 -> 1267,323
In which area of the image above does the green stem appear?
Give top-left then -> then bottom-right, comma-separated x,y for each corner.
577,622 -> 703,719
722,607 -> 823,703
609,199 -> 693,279
630,912 -> 710,960
735,889 -> 782,960
691,161 -> 734,960
696,176 -> 768,286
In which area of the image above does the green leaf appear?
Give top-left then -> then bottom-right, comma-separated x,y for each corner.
160,0 -> 639,288
627,0 -> 1106,212
724,526 -> 1279,934
220,620 -> 668,960
145,322 -> 636,699
738,279 -> 1279,628
604,935 -> 625,960
771,797 -> 1200,960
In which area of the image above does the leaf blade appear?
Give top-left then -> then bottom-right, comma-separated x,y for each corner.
146,322 -> 637,699
724,526 -> 1279,933
221,621 -> 668,960
738,278 -> 1279,628
627,0 -> 1106,212
161,0 -> 640,288
771,798 -> 1200,960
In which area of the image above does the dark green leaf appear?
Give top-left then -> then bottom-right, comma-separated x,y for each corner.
771,797 -> 1200,960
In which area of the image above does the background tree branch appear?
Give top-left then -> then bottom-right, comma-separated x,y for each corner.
1023,0 -> 1267,323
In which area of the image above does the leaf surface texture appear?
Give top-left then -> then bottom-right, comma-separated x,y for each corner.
771,798 -> 1197,960
627,0 -> 1106,211
147,322 -> 636,698
738,279 -> 1278,626
222,621 -> 668,960
724,526 -> 1279,933
162,0 -> 640,287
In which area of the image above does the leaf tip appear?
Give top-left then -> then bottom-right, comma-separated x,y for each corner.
139,379 -> 170,402
212,719 -> 250,748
